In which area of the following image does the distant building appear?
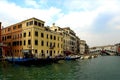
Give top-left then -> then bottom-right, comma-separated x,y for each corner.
115,43 -> 120,55
79,40 -> 86,54
90,45 -> 117,55
1,18 -> 63,58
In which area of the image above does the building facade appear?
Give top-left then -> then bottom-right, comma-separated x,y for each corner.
0,22 -> 10,58
115,43 -> 120,55
79,40 -> 86,54
50,24 -> 79,54
1,18 -> 63,58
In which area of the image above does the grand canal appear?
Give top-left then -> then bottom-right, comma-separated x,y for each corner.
0,56 -> 120,80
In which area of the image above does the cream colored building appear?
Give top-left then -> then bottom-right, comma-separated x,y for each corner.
2,18 -> 63,58
50,23 -> 78,54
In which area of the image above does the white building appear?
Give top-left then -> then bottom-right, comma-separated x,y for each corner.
79,40 -> 86,54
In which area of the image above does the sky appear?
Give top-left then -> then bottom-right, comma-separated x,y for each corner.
0,0 -> 120,47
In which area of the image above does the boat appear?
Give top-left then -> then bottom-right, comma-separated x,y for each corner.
65,55 -> 80,60
33,57 -> 64,65
6,56 -> 64,65
6,57 -> 35,65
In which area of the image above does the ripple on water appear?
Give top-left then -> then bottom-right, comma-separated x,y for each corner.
1,56 -> 120,80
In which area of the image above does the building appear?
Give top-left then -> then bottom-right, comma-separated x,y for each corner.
76,36 -> 80,54
0,22 -> 2,58
0,22 -> 10,58
50,23 -> 79,55
90,45 -> 117,55
62,27 -> 77,54
85,43 -> 89,54
1,18 -> 63,58
79,40 -> 86,54
115,43 -> 120,55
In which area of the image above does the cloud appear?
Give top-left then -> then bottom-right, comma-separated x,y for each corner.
107,14 -> 120,30
0,0 -> 61,27
55,10 -> 98,34
0,0 -> 120,47
55,0 -> 120,47
24,0 -> 39,8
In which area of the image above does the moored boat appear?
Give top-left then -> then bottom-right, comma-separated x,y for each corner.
6,57 -> 35,65
6,56 -> 64,65
65,55 -> 80,60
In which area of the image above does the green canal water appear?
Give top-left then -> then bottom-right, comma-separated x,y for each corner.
0,56 -> 120,80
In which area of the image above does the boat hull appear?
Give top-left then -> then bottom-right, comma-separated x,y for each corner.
65,55 -> 80,60
6,57 -> 64,65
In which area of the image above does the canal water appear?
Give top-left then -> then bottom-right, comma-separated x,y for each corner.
0,56 -> 120,80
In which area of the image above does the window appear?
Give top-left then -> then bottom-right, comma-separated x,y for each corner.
26,22 -> 28,26
54,36 -> 56,40
8,28 -> 11,31
47,34 -> 48,39
20,41 -> 22,45
28,40 -> 31,45
50,35 -> 52,39
2,37 -> 4,41
30,21 -> 33,25
18,24 -> 22,28
35,50 -> 37,53
35,31 -> 38,36
42,24 -> 44,27
38,22 -> 41,26
17,41 -> 19,45
55,29 -> 57,31
41,33 -> 44,38
41,50 -> 44,53
13,26 -> 16,30
50,42 -> 52,47
34,21 -> 37,25
35,40 -> 38,45
7,35 -> 11,39
41,40 -> 44,46
54,42 -> 55,47
24,32 -> 26,37
47,50 -> 48,53
28,32 -> 31,36
24,40 -> 26,45
26,21 -> 33,26
47,41 -> 49,46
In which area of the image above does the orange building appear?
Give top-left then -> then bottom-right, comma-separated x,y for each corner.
0,22 -> 10,58
1,22 -> 22,57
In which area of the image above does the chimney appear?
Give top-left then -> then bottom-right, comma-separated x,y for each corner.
0,22 -> 1,43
